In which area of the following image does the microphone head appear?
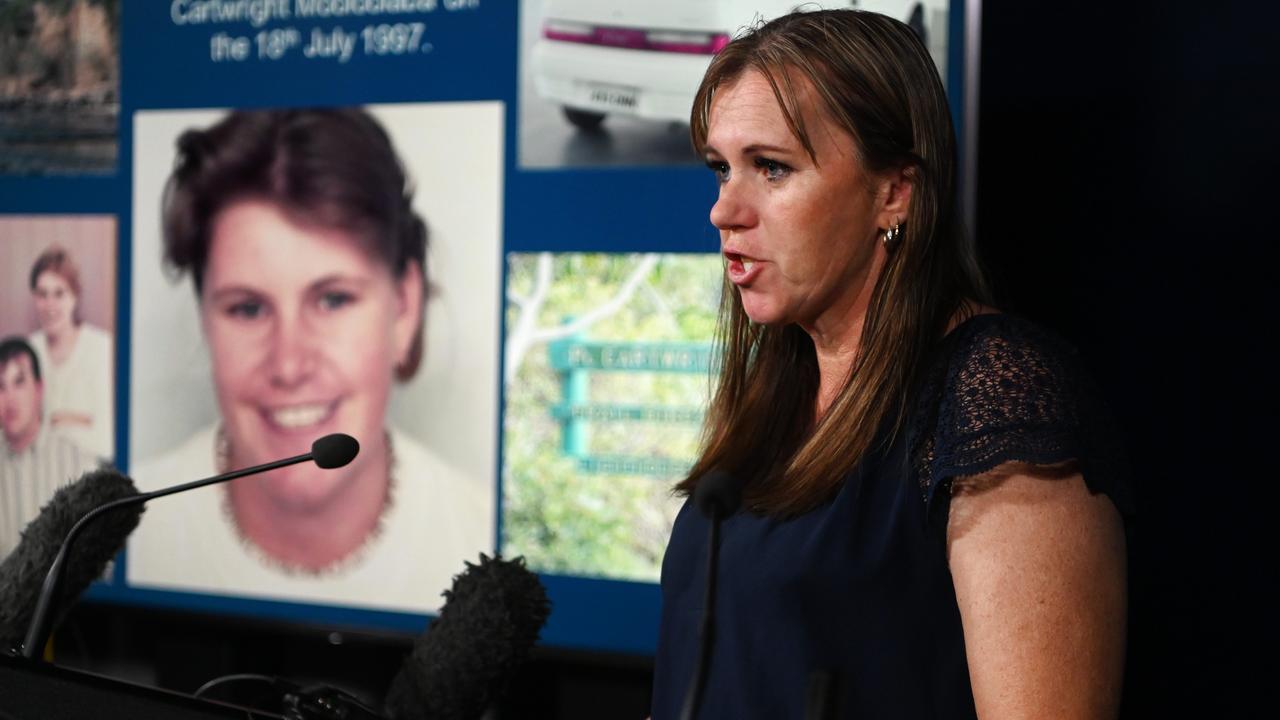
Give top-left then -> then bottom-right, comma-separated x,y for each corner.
694,469 -> 744,520
385,554 -> 551,720
312,433 -> 359,469
0,467 -> 142,653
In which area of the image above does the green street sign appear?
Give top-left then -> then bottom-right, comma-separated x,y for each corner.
577,455 -> 694,477
549,341 -> 712,373
551,403 -> 704,423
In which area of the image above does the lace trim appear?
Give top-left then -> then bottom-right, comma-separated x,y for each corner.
216,426 -> 396,577
910,316 -> 1128,515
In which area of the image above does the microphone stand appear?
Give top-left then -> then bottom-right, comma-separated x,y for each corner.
679,508 -> 724,720
20,451 -> 317,660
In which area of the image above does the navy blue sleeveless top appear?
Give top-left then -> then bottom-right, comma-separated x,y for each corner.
651,314 -> 1132,719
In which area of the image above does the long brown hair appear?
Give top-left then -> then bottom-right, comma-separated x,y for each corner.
678,10 -> 990,516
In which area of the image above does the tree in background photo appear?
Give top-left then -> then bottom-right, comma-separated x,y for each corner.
0,0 -> 119,173
503,253 -> 722,581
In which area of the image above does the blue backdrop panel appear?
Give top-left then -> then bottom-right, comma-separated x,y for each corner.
0,0 -> 968,656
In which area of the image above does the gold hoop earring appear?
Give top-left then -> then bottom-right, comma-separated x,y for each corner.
882,221 -> 902,251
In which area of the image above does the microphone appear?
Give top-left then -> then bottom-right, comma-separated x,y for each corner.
681,469 -> 744,720
384,553 -> 551,720
0,467 -> 142,656
693,468 -> 745,520
313,433 -> 360,469
12,433 -> 359,660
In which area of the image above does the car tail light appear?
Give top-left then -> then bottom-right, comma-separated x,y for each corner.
543,20 -> 594,41
543,21 -> 730,55
646,31 -> 731,55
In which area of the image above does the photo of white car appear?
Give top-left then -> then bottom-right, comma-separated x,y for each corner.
521,0 -> 951,168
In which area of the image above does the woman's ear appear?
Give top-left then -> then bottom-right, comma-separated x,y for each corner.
874,166 -> 914,230
392,258 -> 425,372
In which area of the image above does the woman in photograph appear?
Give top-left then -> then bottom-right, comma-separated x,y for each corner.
128,109 -> 489,607
652,10 -> 1131,720
27,246 -> 114,460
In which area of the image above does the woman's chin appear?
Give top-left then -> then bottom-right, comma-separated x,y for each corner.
741,301 -> 790,327
258,469 -> 346,512
41,320 -> 71,337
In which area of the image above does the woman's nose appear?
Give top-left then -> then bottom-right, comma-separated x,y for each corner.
266,315 -> 317,388
709,177 -> 757,232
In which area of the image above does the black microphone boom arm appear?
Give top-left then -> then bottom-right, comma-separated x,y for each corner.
20,433 -> 358,660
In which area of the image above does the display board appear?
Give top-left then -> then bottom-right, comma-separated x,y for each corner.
0,0 -> 970,655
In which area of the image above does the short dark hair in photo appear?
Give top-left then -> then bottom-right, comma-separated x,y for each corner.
0,336 -> 42,384
161,107 -> 430,380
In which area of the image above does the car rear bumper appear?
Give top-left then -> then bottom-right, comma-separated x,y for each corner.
531,39 -> 712,123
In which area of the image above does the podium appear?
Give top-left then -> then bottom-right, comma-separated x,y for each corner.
0,653 -> 282,719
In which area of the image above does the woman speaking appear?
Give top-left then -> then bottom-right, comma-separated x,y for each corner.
653,10 -> 1131,720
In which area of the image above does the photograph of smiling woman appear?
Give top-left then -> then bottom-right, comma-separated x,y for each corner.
27,246 -> 115,461
126,105 -> 501,613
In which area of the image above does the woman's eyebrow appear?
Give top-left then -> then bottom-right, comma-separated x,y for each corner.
741,143 -> 793,155
206,285 -> 263,303
703,142 -> 795,158
309,274 -> 373,290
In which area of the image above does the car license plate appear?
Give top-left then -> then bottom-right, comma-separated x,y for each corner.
578,83 -> 639,111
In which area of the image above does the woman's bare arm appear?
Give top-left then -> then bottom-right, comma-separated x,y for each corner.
947,462 -> 1127,719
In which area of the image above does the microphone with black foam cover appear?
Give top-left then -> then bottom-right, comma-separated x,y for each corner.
312,432 -> 360,469
0,467 -> 141,655
384,553 -> 551,720
681,469 -> 745,720
12,433 -> 359,660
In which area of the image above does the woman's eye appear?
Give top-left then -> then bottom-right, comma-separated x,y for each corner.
226,300 -> 265,319
705,159 -> 730,183
754,157 -> 791,180
318,291 -> 356,311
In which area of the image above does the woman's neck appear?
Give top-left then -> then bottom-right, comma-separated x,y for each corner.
803,255 -> 887,420
809,319 -> 863,420
44,323 -> 80,363
227,433 -> 393,572
810,302 -> 1001,419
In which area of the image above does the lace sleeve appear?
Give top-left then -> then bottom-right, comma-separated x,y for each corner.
912,315 -> 1134,521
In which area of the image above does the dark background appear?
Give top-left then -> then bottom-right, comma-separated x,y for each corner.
48,0 -> 1276,717
979,1 -> 1273,716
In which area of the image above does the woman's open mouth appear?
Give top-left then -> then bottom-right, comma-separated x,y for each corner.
725,252 -> 763,286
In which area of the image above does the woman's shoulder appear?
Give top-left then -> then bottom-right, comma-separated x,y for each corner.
912,313 -> 1133,517
389,428 -> 487,500
944,312 -> 1077,367
931,312 -> 1097,413
81,323 -> 112,341
386,427 -> 494,547
77,324 -> 113,353
926,312 -> 1096,437
389,428 -> 450,474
